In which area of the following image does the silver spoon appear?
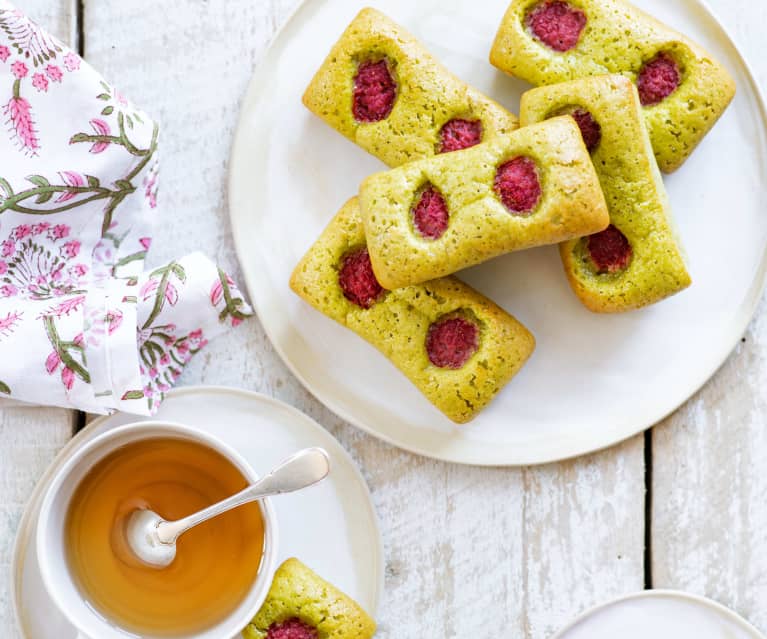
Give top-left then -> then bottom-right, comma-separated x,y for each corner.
124,447 -> 330,568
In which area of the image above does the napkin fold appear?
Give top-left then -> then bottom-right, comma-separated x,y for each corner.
0,2 -> 252,414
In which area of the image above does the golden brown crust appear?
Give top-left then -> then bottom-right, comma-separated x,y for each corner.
303,7 -> 519,168
359,117 -> 609,289
490,0 -> 736,172
289,198 -> 535,424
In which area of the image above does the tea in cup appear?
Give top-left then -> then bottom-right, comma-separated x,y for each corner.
36,421 -> 278,639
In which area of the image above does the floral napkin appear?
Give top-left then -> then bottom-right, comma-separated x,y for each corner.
0,2 -> 252,414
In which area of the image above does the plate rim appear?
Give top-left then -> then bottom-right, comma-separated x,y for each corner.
10,385 -> 385,638
550,589 -> 766,638
228,0 -> 767,466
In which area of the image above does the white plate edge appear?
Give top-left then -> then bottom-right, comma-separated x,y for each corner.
549,589 -> 767,639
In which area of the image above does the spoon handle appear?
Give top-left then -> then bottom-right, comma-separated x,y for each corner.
156,447 -> 330,545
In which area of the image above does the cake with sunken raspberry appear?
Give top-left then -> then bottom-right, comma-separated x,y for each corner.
302,7 -> 519,168
489,0 -> 736,173
359,117 -> 609,290
520,74 -> 691,312
289,198 -> 535,424
243,559 -> 375,639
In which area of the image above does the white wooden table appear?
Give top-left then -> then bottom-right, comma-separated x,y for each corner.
1,1 -> 765,637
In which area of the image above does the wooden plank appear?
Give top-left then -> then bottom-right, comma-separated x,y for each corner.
0,2 -> 78,637
652,0 -> 767,633
85,1 -> 646,637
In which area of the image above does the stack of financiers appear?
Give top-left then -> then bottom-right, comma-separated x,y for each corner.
290,2 -> 735,424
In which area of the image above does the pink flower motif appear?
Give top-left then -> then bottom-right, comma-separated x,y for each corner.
46,65 -> 63,82
70,264 -> 88,278
0,46 -> 9,62
63,52 -> 80,72
140,278 -> 158,301
88,119 -> 111,154
73,333 -> 84,347
189,329 -> 203,340
157,382 -> 170,392
232,317 -> 243,327
165,283 -> 178,306
148,367 -> 158,378
61,240 -> 81,259
4,96 -> 39,155
1,240 -> 14,257
13,224 -> 32,240
159,353 -> 171,365
0,311 -> 22,336
11,61 -> 28,79
61,367 -> 74,390
115,90 -> 128,106
106,309 -> 123,335
139,237 -> 152,250
0,261 -> 6,276
143,385 -> 154,399
210,281 -> 223,306
46,351 -> 60,374
176,341 -> 190,355
31,73 -> 48,92
50,224 -> 70,240
143,162 -> 159,210
56,172 -> 86,203
0,284 -> 18,297
31,222 -> 50,235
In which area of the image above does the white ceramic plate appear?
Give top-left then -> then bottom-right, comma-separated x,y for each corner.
229,0 -> 767,465
10,386 -> 383,639
552,590 -> 765,639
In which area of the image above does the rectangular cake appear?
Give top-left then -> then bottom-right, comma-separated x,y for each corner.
490,0 -> 736,172
359,116 -> 609,290
520,74 -> 691,312
303,7 -> 519,168
244,559 -> 376,639
289,198 -> 535,424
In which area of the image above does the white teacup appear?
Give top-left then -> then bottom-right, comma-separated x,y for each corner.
36,421 -> 279,639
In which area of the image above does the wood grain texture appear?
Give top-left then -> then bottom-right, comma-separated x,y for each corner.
651,0 -> 767,633
0,2 -> 77,637
84,1 -> 645,637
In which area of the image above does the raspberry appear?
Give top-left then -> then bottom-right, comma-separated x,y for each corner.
568,108 -> 601,152
338,248 -> 385,309
439,119 -> 483,153
637,54 -> 680,106
587,225 -> 632,273
527,1 -> 587,52
426,317 -> 479,369
353,59 -> 396,122
266,618 -> 318,639
413,186 -> 449,240
494,157 -> 541,215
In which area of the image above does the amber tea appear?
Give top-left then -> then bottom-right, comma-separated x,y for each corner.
64,437 -> 265,637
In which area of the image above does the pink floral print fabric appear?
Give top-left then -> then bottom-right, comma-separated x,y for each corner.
0,2 -> 251,414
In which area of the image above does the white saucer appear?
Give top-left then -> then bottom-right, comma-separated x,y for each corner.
10,386 -> 384,639
553,590 -> 765,639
